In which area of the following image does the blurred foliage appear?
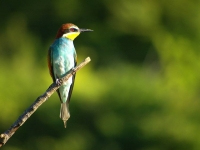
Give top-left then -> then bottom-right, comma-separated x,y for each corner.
0,0 -> 200,149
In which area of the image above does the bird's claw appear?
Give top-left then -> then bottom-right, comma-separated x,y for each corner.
56,79 -> 62,86
71,68 -> 76,75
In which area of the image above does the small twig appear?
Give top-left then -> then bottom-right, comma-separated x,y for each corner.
0,57 -> 91,147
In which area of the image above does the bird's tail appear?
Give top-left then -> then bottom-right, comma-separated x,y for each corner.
60,102 -> 70,128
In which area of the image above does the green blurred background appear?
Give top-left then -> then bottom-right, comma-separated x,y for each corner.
1,0 -> 200,149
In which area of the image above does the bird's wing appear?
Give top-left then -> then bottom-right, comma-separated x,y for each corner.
66,53 -> 77,103
47,47 -> 55,81
48,47 -> 62,100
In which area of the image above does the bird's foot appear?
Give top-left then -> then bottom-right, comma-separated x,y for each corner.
71,67 -> 76,75
56,79 -> 62,86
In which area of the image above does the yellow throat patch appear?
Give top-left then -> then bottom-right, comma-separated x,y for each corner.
64,32 -> 80,40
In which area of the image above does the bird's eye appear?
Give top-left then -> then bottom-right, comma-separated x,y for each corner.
70,28 -> 77,32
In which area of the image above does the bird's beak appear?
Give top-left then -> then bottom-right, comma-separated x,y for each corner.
79,28 -> 93,32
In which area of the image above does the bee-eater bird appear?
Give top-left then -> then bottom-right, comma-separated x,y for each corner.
48,23 -> 93,128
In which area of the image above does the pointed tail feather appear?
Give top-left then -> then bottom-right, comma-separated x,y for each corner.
60,102 -> 70,128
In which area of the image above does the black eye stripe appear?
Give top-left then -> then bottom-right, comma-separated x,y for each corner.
63,29 -> 68,33
70,28 -> 78,32
64,28 -> 78,33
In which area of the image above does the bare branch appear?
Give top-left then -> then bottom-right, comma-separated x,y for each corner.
0,57 -> 91,147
